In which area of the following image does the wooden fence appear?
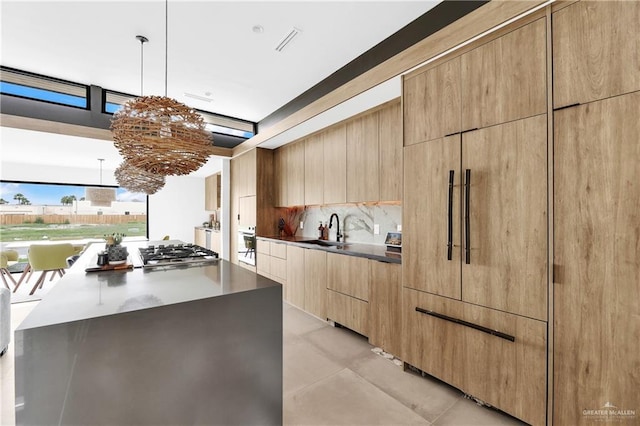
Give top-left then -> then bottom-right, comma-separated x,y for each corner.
0,214 -> 147,225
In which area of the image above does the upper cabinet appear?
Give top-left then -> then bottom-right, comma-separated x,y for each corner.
347,111 -> 380,203
552,1 -> 640,109
403,57 -> 461,146
304,133 -> 324,205
323,124 -> 347,205
205,173 -> 220,211
461,18 -> 547,130
378,101 -> 403,201
274,142 -> 305,207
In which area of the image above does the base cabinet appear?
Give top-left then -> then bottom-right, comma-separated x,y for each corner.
368,261 -> 401,357
402,288 -> 547,426
326,289 -> 368,337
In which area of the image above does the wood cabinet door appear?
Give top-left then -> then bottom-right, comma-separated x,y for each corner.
287,141 -> 305,206
461,18 -> 546,130
369,261 -> 401,356
238,195 -> 256,229
403,57 -> 461,146
323,124 -> 347,204
304,249 -> 327,320
285,245 -> 305,308
553,1 -> 640,109
326,252 -> 369,301
378,101 -> 402,201
204,174 -> 219,211
403,136 -> 461,299
554,93 -> 640,426
274,147 -> 288,207
194,228 -> 206,247
347,112 -> 379,202
304,133 -> 324,205
461,115 -> 547,320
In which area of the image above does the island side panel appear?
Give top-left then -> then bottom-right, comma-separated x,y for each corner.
15,284 -> 283,426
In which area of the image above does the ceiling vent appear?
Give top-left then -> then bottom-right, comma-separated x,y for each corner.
275,27 -> 301,52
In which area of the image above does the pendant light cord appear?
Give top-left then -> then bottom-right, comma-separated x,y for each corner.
140,38 -> 144,96
165,0 -> 168,97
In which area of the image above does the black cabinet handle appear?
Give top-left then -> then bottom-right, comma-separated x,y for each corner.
415,307 -> 515,342
447,170 -> 454,261
464,169 -> 471,264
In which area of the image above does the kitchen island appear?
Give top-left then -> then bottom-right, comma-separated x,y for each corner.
14,241 -> 282,426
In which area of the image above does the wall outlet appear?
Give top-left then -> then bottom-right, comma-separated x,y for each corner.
397,224 -> 402,232
374,224 -> 380,235
300,221 -> 304,230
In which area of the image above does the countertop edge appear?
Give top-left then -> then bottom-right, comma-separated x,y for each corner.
256,236 -> 401,264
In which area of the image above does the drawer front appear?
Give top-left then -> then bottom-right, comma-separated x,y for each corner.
402,288 -> 547,426
256,239 -> 270,255
270,257 -> 287,281
257,254 -> 270,276
327,289 -> 369,337
270,242 -> 287,259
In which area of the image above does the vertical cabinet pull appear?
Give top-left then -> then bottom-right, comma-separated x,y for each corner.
464,169 -> 471,264
447,170 -> 454,260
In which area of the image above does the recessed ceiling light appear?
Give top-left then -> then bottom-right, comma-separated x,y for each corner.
252,25 -> 264,34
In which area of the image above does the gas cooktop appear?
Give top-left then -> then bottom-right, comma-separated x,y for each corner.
139,243 -> 219,269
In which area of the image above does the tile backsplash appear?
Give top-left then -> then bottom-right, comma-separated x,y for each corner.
297,203 -> 401,245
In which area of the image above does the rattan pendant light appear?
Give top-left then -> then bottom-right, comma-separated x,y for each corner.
115,161 -> 165,194
86,159 -> 116,206
111,0 -> 213,176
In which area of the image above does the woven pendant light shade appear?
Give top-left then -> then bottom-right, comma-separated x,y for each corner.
111,96 -> 214,176
115,161 -> 166,195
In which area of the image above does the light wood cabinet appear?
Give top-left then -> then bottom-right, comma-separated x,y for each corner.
304,249 -> 327,320
368,261 -> 401,356
327,289 -> 368,337
285,245 -> 305,308
204,173 -> 220,211
403,57 -> 461,146
553,1 -> 640,109
402,288 -> 547,426
326,252 -> 369,301
238,195 -> 256,229
209,231 -> 221,255
194,228 -> 206,247
256,240 -> 270,277
287,142 -> 305,206
403,135 -> 461,300
323,124 -> 347,204
346,112 -> 379,202
553,92 -> 640,426
461,18 -> 546,131
378,101 -> 402,201
462,115 -> 547,321
304,134 -> 323,205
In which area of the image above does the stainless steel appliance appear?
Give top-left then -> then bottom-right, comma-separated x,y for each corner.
138,243 -> 218,269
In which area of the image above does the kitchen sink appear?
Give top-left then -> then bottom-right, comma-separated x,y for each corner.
299,240 -> 350,250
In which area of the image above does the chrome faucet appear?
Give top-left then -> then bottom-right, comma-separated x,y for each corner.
329,213 -> 342,242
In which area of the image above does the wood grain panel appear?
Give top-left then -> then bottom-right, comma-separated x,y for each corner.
553,1 -> 640,108
270,242 -> 287,259
256,148 -> 276,237
403,136 -> 461,299
327,289 -> 369,337
256,253 -> 270,277
462,115 -> 547,320
304,133 -> 324,205
273,147 -> 288,207
403,288 -> 547,426
378,101 -> 403,201
233,1 -> 547,157
369,261 -> 401,357
326,252 -> 369,301
270,257 -> 287,281
204,173 -> 219,211
304,249 -> 327,320
403,57 -> 461,146
346,112 -> 379,202
461,18 -> 547,130
256,239 -> 270,255
286,245 -> 305,308
323,124 -> 347,204
554,93 -> 640,426
287,141 -> 305,206
194,228 -> 206,247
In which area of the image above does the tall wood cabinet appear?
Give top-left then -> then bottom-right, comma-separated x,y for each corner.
402,14 -> 548,426
346,112 -> 379,203
552,2 -> 640,424
323,124 -> 347,204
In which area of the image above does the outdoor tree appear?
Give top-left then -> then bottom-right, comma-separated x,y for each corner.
0,198 -> 7,204
13,193 -> 31,205
61,195 -> 77,205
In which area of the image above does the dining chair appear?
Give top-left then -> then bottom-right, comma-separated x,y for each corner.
13,243 -> 76,295
0,250 -> 19,290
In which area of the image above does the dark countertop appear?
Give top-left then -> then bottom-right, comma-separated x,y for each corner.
16,240 -> 280,331
257,235 -> 401,264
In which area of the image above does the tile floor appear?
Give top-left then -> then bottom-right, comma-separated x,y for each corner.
1,300 -> 526,425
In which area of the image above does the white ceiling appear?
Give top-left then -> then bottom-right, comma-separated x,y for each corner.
0,0 -> 438,123
0,1 -> 439,176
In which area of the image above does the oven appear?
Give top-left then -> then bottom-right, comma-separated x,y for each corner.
237,227 -> 256,266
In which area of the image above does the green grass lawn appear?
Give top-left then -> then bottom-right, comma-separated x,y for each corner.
0,222 -> 147,243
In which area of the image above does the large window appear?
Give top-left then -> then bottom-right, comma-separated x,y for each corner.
0,66 -> 88,108
0,181 -> 147,245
